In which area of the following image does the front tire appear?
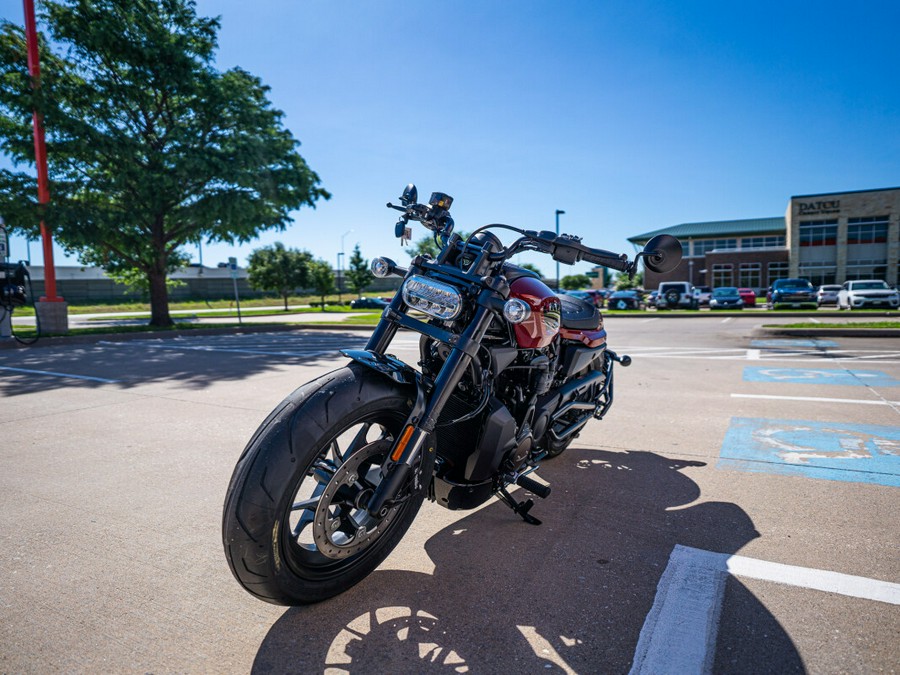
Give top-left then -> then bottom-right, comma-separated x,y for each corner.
222,363 -> 434,605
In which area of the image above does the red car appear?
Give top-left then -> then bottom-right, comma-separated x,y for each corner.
738,288 -> 756,307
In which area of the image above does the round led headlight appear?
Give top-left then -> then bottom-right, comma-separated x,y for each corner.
503,298 -> 532,324
371,257 -> 392,278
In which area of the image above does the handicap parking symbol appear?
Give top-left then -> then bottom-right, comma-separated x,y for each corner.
743,367 -> 900,387
750,339 -> 838,349
719,417 -> 900,487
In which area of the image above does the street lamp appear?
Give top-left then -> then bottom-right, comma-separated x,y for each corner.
555,209 -> 565,290
338,229 -> 353,304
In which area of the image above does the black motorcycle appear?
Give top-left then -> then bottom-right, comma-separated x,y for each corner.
222,185 -> 682,605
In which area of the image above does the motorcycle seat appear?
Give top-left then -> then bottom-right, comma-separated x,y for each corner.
558,293 -> 601,330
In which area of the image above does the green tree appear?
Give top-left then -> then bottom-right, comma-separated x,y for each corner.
561,274 -> 591,290
519,262 -> 543,278
309,259 -> 335,309
108,251 -> 188,300
404,231 -> 471,259
614,271 -> 643,290
247,242 -> 312,310
345,244 -> 373,298
0,0 -> 328,326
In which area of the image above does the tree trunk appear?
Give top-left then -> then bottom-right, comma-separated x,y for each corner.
148,267 -> 173,327
282,292 -> 288,311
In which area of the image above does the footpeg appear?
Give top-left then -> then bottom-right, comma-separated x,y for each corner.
516,474 -> 551,499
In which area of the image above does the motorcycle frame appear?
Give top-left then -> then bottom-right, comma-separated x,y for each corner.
345,249 -> 616,518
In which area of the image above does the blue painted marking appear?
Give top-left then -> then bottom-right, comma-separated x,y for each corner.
743,367 -> 900,387
718,417 -> 900,487
751,339 -> 838,349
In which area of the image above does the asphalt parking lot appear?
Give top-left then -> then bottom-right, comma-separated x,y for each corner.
1,316 -> 898,673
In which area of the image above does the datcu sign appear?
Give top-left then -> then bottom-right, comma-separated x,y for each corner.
798,200 -> 840,216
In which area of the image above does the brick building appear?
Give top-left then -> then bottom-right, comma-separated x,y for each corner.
629,187 -> 900,292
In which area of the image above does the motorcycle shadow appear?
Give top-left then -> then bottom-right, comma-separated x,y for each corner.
253,448 -> 804,674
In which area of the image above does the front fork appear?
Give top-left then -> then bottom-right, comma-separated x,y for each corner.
363,298 -> 496,518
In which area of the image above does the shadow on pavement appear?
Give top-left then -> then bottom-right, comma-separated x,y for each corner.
0,330 -> 368,396
252,448 -> 804,673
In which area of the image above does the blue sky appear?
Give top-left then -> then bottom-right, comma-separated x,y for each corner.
2,0 -> 898,279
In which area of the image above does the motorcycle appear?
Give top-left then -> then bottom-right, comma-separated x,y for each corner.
222,185 -> 682,605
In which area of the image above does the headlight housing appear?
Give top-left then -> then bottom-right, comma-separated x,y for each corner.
402,275 -> 462,320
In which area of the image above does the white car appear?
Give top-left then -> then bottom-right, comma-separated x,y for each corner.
837,280 -> 899,310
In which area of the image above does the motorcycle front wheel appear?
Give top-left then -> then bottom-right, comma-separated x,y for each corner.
222,363 -> 434,605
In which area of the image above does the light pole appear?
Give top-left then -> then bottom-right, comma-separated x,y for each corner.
338,229 -> 353,304
555,209 -> 565,290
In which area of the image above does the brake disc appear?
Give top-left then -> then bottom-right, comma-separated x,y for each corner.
312,439 -> 402,560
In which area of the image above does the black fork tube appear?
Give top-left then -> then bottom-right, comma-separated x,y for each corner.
367,301 -> 496,516
365,289 -> 408,353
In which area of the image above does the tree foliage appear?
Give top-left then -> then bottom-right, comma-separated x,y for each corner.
404,231 -> 471,260
0,0 -> 328,326
519,262 -> 543,278
614,271 -> 643,290
345,244 -> 372,298
308,259 -> 334,309
561,274 -> 591,290
247,241 -> 312,310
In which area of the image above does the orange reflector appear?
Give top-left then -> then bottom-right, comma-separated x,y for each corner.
391,425 -> 415,462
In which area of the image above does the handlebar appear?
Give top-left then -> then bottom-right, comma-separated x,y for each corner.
388,192 -> 635,275
519,230 -> 633,273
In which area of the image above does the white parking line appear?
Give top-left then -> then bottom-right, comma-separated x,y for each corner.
732,393 -> 900,406
629,545 -> 900,675
0,365 -> 119,384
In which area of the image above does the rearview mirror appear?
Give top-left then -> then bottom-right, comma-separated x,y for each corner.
640,234 -> 682,274
400,184 -> 417,206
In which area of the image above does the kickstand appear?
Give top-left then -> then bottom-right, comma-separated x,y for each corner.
498,488 -> 542,525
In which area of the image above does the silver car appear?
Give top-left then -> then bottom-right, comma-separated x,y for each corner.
816,284 -> 841,307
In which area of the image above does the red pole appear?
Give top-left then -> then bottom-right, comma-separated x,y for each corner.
23,0 -> 61,301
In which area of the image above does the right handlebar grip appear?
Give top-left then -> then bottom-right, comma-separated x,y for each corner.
583,250 -> 630,272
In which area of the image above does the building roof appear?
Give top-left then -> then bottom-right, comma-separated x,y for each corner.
628,216 -> 785,244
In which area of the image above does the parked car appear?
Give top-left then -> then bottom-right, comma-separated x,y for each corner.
766,278 -> 817,309
693,285 -> 712,306
709,286 -> 744,310
566,289 -> 604,308
645,290 -> 659,308
606,290 -> 644,310
350,297 -> 390,310
737,288 -> 756,307
815,284 -> 841,307
656,281 -> 697,309
837,280 -> 900,310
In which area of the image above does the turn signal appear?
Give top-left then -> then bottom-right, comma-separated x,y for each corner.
391,425 -> 415,462
503,298 -> 532,324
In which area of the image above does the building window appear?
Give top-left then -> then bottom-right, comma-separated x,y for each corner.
798,219 -> 838,246
741,235 -> 785,249
767,262 -> 789,286
693,238 -> 737,256
799,262 -> 837,286
846,259 -> 888,281
847,216 -> 888,244
738,263 -> 761,289
712,263 -> 733,287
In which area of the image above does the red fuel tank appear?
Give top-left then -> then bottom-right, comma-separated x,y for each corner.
509,277 -> 561,349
